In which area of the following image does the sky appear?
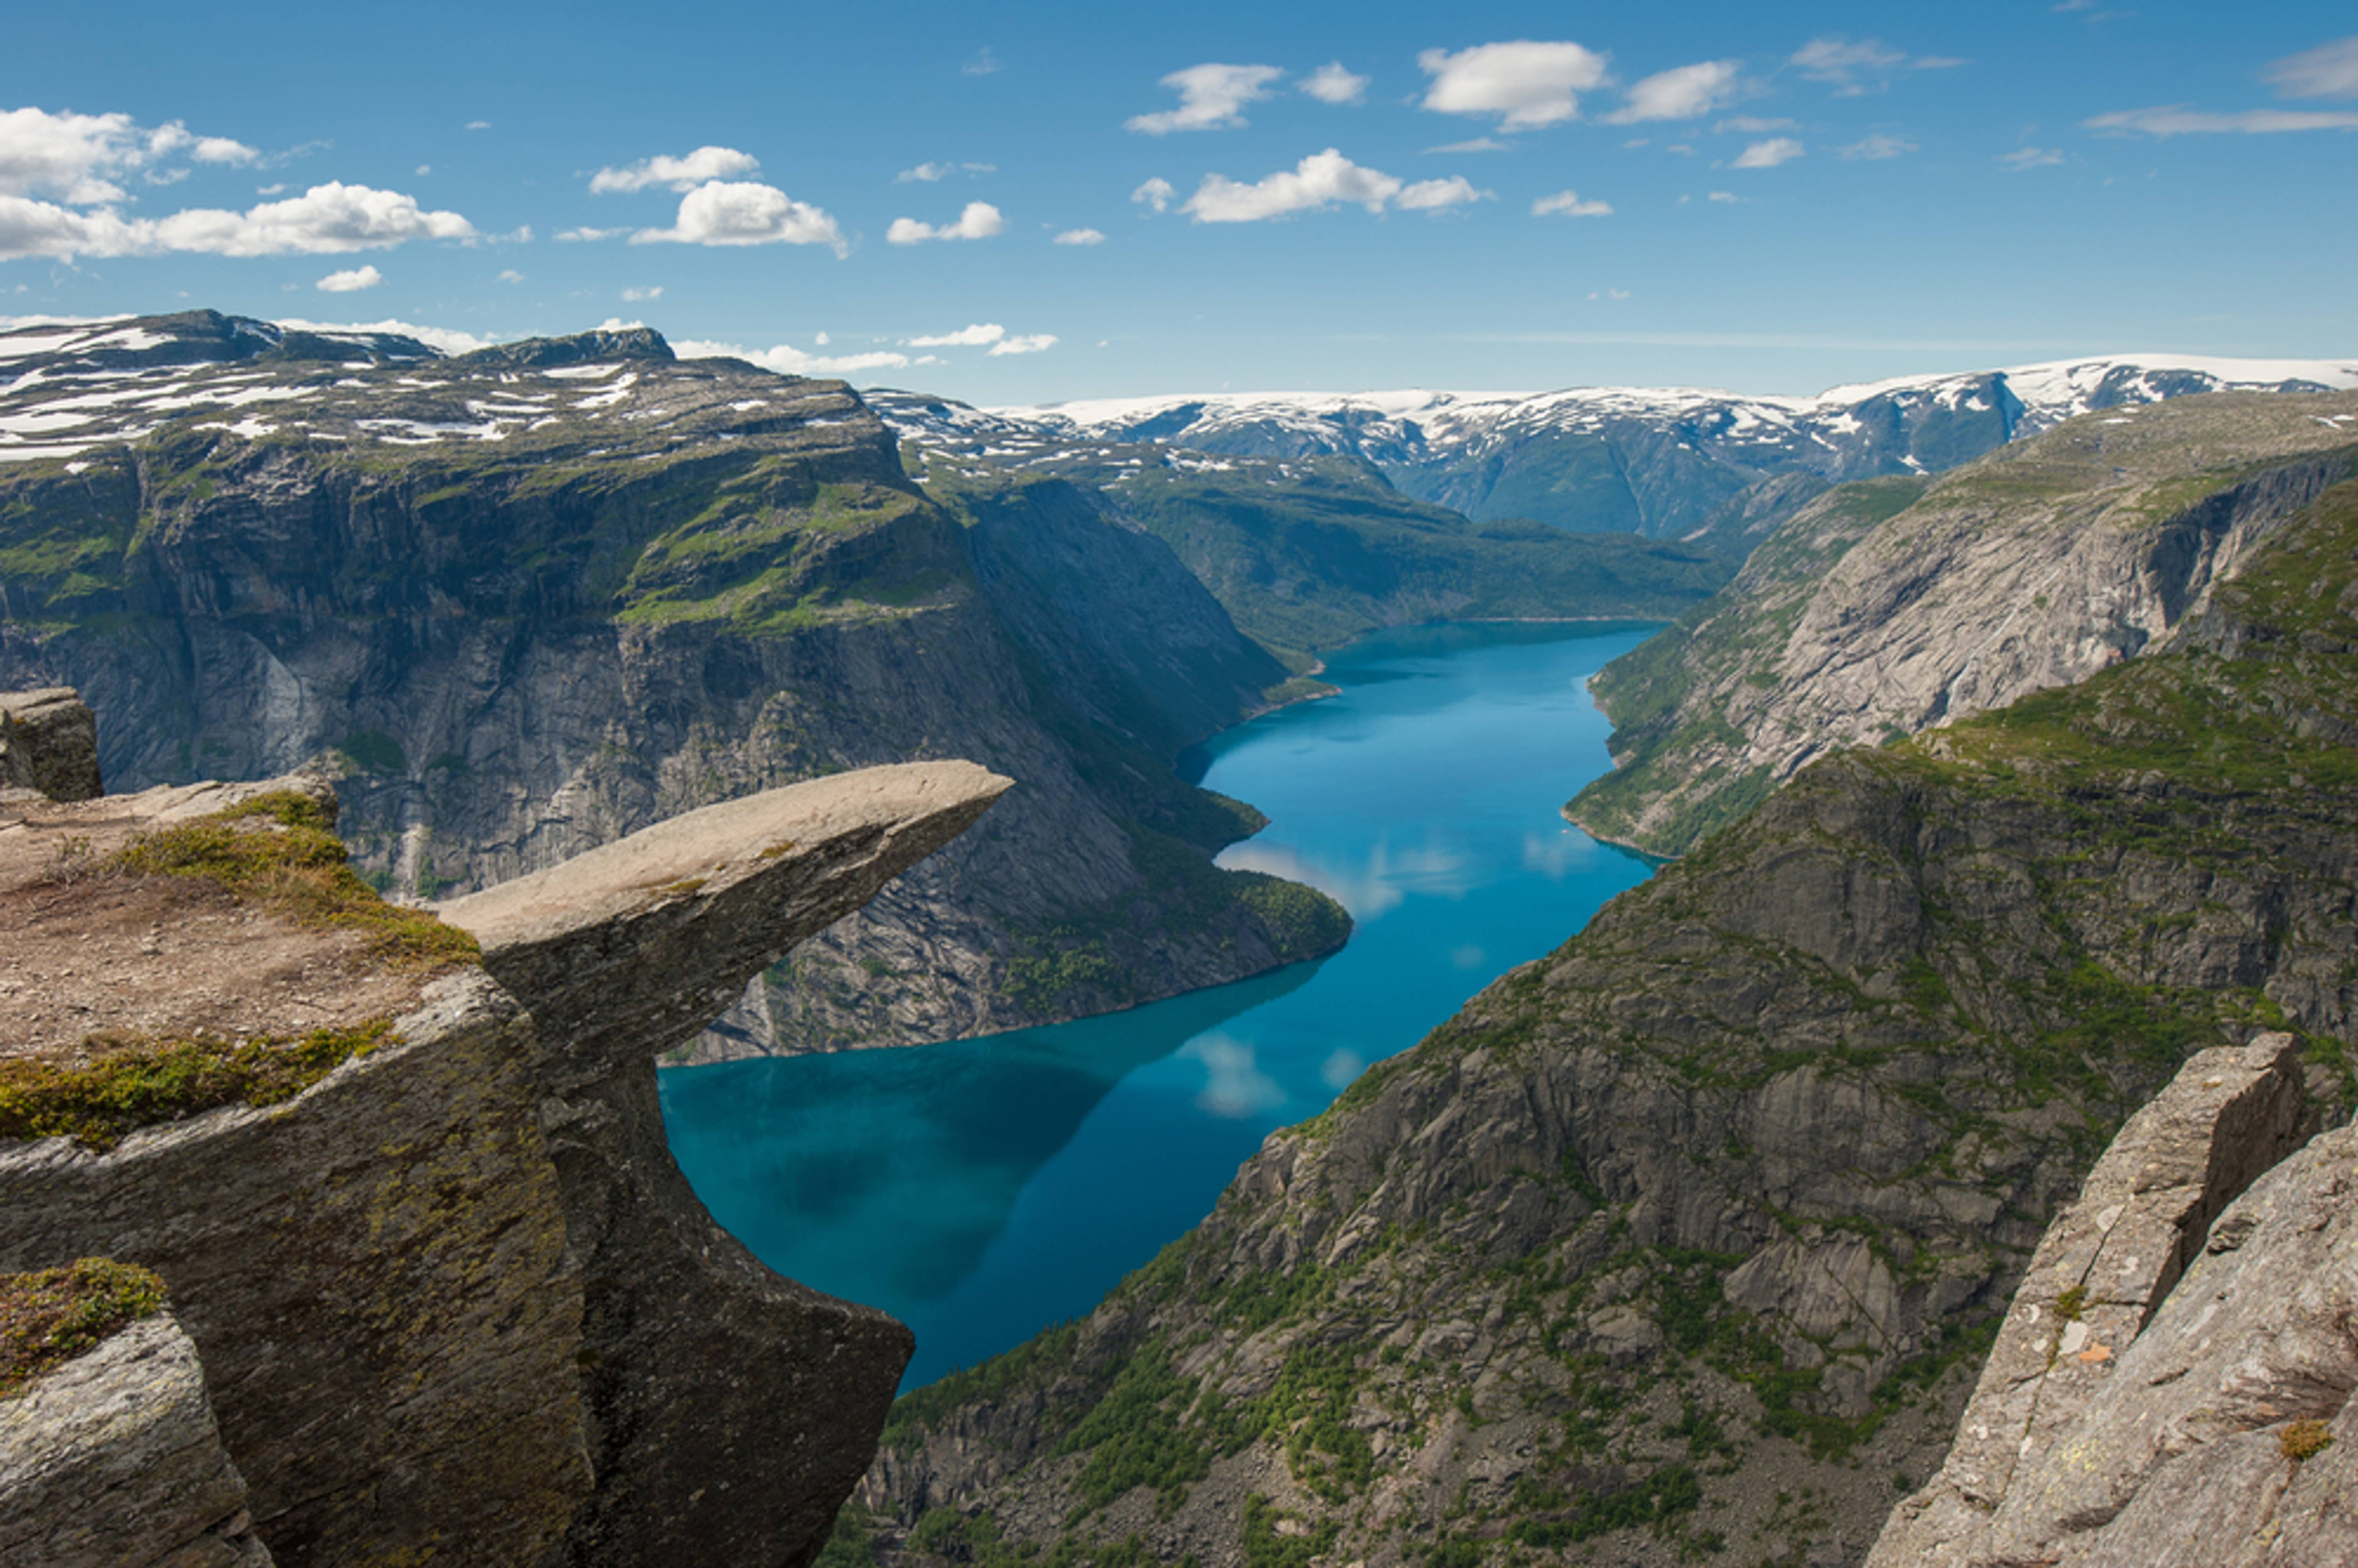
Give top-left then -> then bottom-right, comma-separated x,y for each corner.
2,1 -> 2354,404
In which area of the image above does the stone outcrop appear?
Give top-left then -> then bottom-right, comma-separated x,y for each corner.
0,689 -> 99,803
1,755 -> 1010,1566
0,1312 -> 273,1568
1871,1037 -> 2358,1566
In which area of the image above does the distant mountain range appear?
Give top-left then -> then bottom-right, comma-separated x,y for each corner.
877,356 -> 2358,544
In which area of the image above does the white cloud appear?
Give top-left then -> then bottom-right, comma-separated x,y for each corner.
1605,60 -> 1745,123
631,181 -> 846,252
909,322 -> 1006,347
1708,190 -> 1740,202
0,107 -> 257,204
621,285 -> 663,301
1716,115 -> 1796,134
963,47 -> 1001,77
1301,62 -> 1370,105
897,162 -> 948,183
886,200 -> 1005,243
1532,189 -> 1612,216
1127,63 -> 1284,134
988,333 -> 1056,356
815,332 -> 830,344
315,264 -> 383,292
1997,146 -> 2064,170
1130,176 -> 1177,213
2086,105 -> 2358,135
465,120 -> 491,131
1840,133 -> 1917,159
1424,136 -> 1517,153
1418,40 -> 1610,129
256,182 -> 285,196
275,317 -> 497,354
1185,148 -> 1399,222
1053,227 -> 1105,245
589,146 -> 761,195
497,268 -> 524,282
1,180 -> 479,262
1396,176 -> 1491,210
675,337 -> 909,376
193,136 -> 259,166
556,225 -> 625,242
1732,137 -> 1805,167
2268,37 -> 2358,99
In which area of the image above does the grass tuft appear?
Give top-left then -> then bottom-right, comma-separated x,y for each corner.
0,1258 -> 168,1397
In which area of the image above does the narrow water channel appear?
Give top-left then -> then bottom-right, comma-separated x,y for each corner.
660,620 -> 1661,1390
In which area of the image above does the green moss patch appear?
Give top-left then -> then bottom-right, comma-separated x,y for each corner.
106,791 -> 479,970
0,1258 -> 168,1396
0,1020 -> 395,1150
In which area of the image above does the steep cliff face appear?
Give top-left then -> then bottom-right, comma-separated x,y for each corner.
0,731 -> 1008,1567
0,312 -> 1344,1057
1569,392 -> 2358,855
860,456 -> 2358,1566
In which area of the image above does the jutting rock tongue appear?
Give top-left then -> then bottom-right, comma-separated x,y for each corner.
436,760 -> 1014,1568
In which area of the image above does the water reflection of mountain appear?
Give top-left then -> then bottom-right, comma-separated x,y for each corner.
659,960 -> 1323,1306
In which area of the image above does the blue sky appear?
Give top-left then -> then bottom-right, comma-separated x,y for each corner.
3,1 -> 2353,402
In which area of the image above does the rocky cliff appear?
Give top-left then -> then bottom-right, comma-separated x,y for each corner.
857,417 -> 2358,1566
0,706 -> 1008,1567
0,311 -> 1346,1059
1569,392 -> 2358,855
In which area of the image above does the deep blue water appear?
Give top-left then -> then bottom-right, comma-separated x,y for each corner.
660,621 -> 1660,1390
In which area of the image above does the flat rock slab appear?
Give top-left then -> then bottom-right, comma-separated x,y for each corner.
440,759 -> 1012,1071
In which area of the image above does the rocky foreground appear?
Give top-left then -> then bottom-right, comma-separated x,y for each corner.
0,689 -> 1005,1566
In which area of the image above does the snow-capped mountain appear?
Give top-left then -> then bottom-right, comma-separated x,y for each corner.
877,356 -> 2358,539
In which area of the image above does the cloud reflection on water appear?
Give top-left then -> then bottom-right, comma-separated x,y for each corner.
1183,1032 -> 1288,1119
1218,835 -> 1472,919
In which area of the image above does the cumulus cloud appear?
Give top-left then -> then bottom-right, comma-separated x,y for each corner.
1840,133 -> 1917,159
630,181 -> 845,252
1418,41 -> 1609,129
1301,62 -> 1370,105
0,180 -> 478,262
1185,148 -> 1399,221
1425,136 -> 1516,153
497,268 -> 524,282
1708,190 -> 1740,203
1395,176 -> 1491,210
315,264 -> 382,292
1717,115 -> 1796,133
2086,105 -> 2358,135
1998,146 -> 2064,170
0,107 -> 270,205
1053,227 -> 1105,245
2267,36 -> 2358,98
621,285 -> 663,301
589,145 -> 761,194
1604,60 -> 1745,123
886,200 -> 1005,243
909,322 -> 1006,347
989,333 -> 1056,356
1732,136 -> 1805,167
1130,176 -> 1176,213
1127,63 -> 1284,134
675,337 -> 909,376
1532,189 -> 1612,216
897,161 -> 952,183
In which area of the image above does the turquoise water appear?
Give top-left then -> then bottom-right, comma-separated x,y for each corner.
660,621 -> 1660,1390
